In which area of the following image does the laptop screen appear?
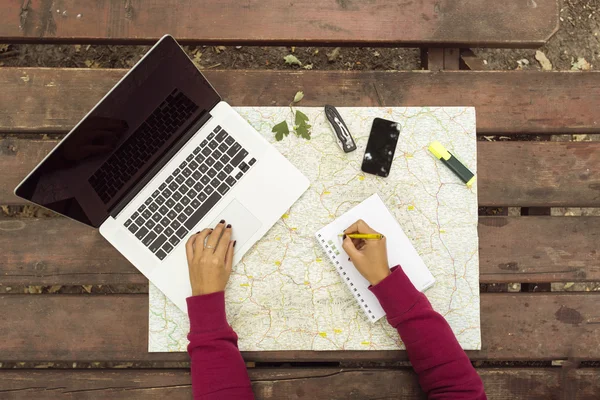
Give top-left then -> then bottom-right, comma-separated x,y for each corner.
15,36 -> 221,227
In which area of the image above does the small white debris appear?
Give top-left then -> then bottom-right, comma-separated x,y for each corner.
535,50 -> 553,70
77,14 -> 82,18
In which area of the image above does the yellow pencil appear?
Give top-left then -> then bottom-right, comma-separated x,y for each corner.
338,233 -> 384,240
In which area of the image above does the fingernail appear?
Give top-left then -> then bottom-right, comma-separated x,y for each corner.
196,231 -> 201,234
226,224 -> 231,228
233,240 -> 237,247
342,234 -> 346,240
220,219 -> 225,224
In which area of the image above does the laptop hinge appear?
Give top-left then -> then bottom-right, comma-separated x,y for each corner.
109,110 -> 212,220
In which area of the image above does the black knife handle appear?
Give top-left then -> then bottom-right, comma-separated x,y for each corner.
325,105 -> 357,153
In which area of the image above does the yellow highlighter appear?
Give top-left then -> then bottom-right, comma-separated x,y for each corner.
428,141 -> 476,188
338,233 -> 384,240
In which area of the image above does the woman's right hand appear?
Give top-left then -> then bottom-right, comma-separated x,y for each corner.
342,219 -> 390,286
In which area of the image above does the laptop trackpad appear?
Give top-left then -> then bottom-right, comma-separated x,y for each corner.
209,199 -> 261,253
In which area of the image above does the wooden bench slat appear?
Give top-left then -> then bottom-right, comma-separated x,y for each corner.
0,1 -> 558,47
2,216 -> 598,286
2,138 -> 599,207
0,293 -> 597,362
3,69 -> 600,134
0,368 -> 598,399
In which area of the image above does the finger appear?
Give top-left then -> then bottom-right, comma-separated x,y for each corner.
215,224 -> 232,260
224,240 -> 235,274
344,219 -> 378,235
205,219 -> 226,251
185,233 -> 198,265
342,236 -> 361,260
192,228 -> 213,255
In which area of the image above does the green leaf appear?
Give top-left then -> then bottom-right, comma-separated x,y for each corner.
295,110 -> 309,125
293,91 -> 304,103
296,122 -> 312,140
272,120 -> 290,141
284,54 -> 302,66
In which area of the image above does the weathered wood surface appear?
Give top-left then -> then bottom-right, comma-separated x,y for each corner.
2,139 -> 599,207
0,293 -> 597,362
1,216 -> 598,286
0,1 -> 558,47
0,368 -> 598,400
3,69 -> 600,134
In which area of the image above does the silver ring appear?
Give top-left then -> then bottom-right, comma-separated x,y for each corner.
205,244 -> 215,249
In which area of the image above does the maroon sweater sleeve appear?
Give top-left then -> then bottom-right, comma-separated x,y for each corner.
370,266 -> 487,400
187,292 -> 254,400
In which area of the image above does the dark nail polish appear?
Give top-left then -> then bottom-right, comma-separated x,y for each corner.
233,240 -> 237,247
220,219 -> 225,224
226,224 -> 231,228
342,234 -> 346,240
196,231 -> 201,234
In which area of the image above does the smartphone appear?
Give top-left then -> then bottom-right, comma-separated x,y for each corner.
361,118 -> 401,177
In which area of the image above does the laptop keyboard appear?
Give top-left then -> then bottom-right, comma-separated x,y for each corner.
123,125 -> 257,260
90,89 -> 199,204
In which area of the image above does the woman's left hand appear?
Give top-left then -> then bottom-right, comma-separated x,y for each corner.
186,220 -> 235,296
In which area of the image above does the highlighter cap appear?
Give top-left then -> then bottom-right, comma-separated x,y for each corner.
428,141 -> 451,160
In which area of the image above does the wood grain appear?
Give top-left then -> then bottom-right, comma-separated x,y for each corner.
0,1 -> 558,47
3,138 -> 600,207
2,216 -> 599,286
0,368 -> 598,400
3,69 -> 600,134
0,293 -> 597,362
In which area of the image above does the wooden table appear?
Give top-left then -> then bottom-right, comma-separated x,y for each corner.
1,1 -> 599,398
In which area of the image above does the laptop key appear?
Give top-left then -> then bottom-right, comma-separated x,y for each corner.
225,136 -> 235,146
159,205 -> 169,215
156,249 -> 167,260
231,149 -> 248,167
177,185 -> 189,195
152,213 -> 161,222
204,185 -> 214,195
152,190 -> 160,198
144,197 -> 153,206
167,210 -> 177,220
179,161 -> 187,169
218,143 -> 228,153
227,142 -> 241,157
221,154 -> 231,165
171,220 -> 181,229
217,171 -> 227,181
201,147 -> 211,156
208,140 -> 218,150
174,203 -> 184,212
199,192 -> 207,202
236,171 -> 243,180
176,226 -> 189,239
205,157 -> 215,166
164,227 -> 174,237
249,158 -> 256,166
168,182 -> 178,191
213,149 -> 222,159
145,220 -> 156,230
184,192 -> 222,230
200,175 -> 210,185
200,139 -> 208,147
208,132 -> 215,140
155,224 -> 164,234
169,236 -> 180,246
193,147 -> 201,155
150,234 -> 167,252
166,176 -> 174,184
189,160 -> 199,170
137,204 -> 146,213
186,154 -> 194,162
195,153 -> 204,163
162,242 -> 173,253
177,213 -> 187,223
142,231 -> 157,246
207,168 -> 217,178
182,168 -> 192,177
224,164 -> 234,174
149,203 -> 159,212
184,206 -> 194,216
161,217 -> 170,226
135,216 -> 145,226
214,161 -> 224,171
181,196 -> 191,206
128,223 -> 139,234
159,183 -> 167,191
239,162 -> 249,172
199,164 -> 208,173
185,177 -> 195,187
216,129 -> 227,142
217,183 -> 230,196
187,189 -> 198,199
142,209 -> 152,219
192,171 -> 201,180
172,191 -> 182,201
155,195 -> 165,205
124,219 -> 132,227
191,198 -> 201,208
135,226 -> 149,240
175,175 -> 185,184
193,182 -> 203,192
226,176 -> 236,186
210,178 -> 220,188
166,198 -> 176,208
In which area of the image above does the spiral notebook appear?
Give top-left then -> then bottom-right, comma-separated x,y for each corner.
315,194 -> 435,323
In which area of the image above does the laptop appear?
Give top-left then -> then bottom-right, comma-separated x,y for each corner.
14,35 -> 310,313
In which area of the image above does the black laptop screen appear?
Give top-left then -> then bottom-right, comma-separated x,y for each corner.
15,36 -> 221,227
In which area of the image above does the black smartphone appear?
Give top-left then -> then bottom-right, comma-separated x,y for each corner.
361,118 -> 401,177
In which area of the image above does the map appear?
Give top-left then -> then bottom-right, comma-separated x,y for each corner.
149,107 -> 480,352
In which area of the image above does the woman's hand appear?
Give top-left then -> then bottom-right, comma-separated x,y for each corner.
342,219 -> 390,286
186,220 -> 236,296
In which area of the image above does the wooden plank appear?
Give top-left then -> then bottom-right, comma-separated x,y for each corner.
2,138 -> 600,207
2,69 -> 600,134
0,293 -> 598,362
2,216 -> 599,286
0,368 -> 598,400
443,48 -> 460,70
0,1 -> 558,47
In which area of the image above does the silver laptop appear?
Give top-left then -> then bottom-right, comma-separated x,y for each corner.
14,35 -> 309,313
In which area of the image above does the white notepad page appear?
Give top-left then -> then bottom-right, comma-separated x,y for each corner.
315,193 -> 436,323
